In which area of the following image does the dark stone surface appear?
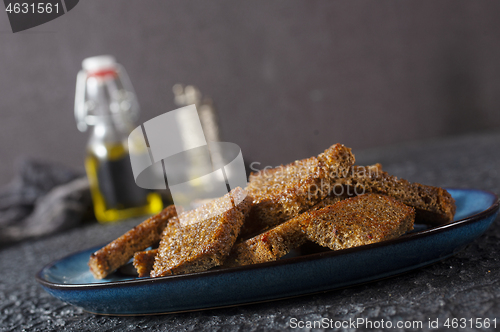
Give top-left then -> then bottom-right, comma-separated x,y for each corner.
1,132 -> 500,331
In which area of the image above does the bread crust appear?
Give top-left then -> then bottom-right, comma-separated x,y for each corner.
88,205 -> 179,279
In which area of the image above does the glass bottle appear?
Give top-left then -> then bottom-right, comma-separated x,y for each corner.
75,55 -> 163,222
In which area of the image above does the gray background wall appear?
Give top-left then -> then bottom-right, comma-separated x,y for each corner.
0,1 -> 499,186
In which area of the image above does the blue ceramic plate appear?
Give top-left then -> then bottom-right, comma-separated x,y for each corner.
36,188 -> 499,315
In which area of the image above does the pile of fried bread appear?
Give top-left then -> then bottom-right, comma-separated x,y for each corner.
89,144 -> 456,279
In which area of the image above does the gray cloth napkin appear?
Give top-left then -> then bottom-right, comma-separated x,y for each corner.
0,159 -> 93,246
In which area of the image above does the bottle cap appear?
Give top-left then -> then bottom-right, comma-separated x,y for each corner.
82,55 -> 116,73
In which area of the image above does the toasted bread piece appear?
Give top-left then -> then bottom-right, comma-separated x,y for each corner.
151,187 -> 253,277
133,249 -> 158,278
243,144 -> 355,236
88,205 -> 179,279
300,193 -> 415,250
224,213 -> 309,267
225,192 -> 354,267
339,164 -> 455,225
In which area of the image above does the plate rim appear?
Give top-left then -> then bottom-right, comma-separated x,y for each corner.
35,187 -> 499,290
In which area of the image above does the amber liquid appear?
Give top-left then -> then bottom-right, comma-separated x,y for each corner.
85,144 -> 163,222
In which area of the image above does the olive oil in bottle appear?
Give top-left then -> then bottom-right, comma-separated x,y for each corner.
75,55 -> 163,222
85,144 -> 163,222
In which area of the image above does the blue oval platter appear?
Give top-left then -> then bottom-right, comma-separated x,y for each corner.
36,188 -> 499,315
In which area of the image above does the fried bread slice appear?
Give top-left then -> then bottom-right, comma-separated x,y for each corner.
224,192 -> 353,267
243,143 -> 355,236
300,193 -> 415,250
339,164 -> 455,225
151,187 -> 253,277
88,205 -> 179,279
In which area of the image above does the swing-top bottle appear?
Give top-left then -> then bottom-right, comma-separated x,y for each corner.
75,55 -> 163,222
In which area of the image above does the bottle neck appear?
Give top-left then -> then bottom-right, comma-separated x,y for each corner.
80,70 -> 138,133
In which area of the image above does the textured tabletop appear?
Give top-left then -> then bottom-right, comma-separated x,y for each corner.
1,132 -> 500,331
